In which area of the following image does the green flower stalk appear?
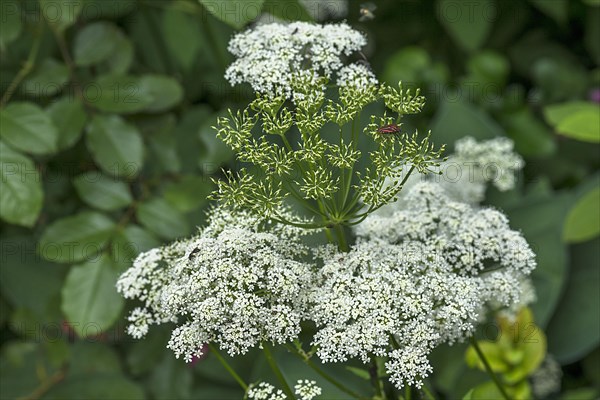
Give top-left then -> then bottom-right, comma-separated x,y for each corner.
212,78 -> 445,238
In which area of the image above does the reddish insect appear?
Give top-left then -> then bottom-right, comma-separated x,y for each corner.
377,123 -> 401,134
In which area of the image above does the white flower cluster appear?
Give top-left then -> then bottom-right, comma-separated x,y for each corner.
225,22 -> 374,98
294,380 -> 322,400
336,63 -> 378,90
246,380 -> 322,400
118,136 -> 536,391
247,382 -> 286,400
439,136 -> 524,203
117,207 -> 314,361
311,179 -> 536,387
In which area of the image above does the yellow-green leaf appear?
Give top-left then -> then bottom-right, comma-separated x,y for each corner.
563,187 -> 600,243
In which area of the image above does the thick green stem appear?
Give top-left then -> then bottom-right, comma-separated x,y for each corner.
369,359 -> 386,399
340,120 -> 358,211
334,224 -> 349,252
323,227 -> 336,244
263,343 -> 296,399
469,338 -> 511,400
208,344 -> 248,391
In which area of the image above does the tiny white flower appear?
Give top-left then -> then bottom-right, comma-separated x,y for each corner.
294,379 -> 322,400
225,22 -> 367,99
336,63 -> 378,90
247,382 -> 287,400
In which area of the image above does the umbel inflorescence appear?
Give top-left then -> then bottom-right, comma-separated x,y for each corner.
117,21 -> 537,398
214,21 -> 444,233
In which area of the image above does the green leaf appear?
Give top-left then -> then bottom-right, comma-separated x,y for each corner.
507,326 -> 546,381
128,9 -> 169,75
0,0 -> 22,50
38,211 -> 116,263
563,186 -> 600,242
429,99 -> 502,150
66,342 -> 121,378
0,236 -> 65,315
141,114 -> 181,174
468,381 -> 505,400
40,0 -> 83,32
559,388 -> 600,400
501,108 -> 556,158
22,58 -> 69,97
0,342 -> 58,399
73,22 -> 120,66
345,366 -> 370,380
79,0 -> 137,20
431,343 -> 488,399
532,58 -> 588,102
104,31 -> 134,74
89,74 -> 182,114
86,114 -> 144,178
46,97 -> 87,150
495,181 -> 570,327
89,74 -> 154,114
0,142 -> 43,227
164,175 -> 214,212
262,0 -> 313,21
126,328 -> 169,376
148,353 -> 193,400
0,102 -> 59,155
198,0 -> 265,29
162,6 -> 202,70
543,102 -> 596,125
557,110 -> 600,143
547,238 -> 600,363
73,172 -> 133,211
136,198 -> 191,240
176,106 -> 212,173
382,47 -> 431,85
111,225 -> 160,270
529,0 -> 568,25
61,253 -> 124,337
465,50 -> 510,86
138,74 -> 184,113
436,0 -> 494,52
465,342 -> 509,373
45,375 -> 144,400
508,34 -> 587,98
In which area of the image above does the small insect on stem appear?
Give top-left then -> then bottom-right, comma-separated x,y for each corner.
377,124 -> 401,134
